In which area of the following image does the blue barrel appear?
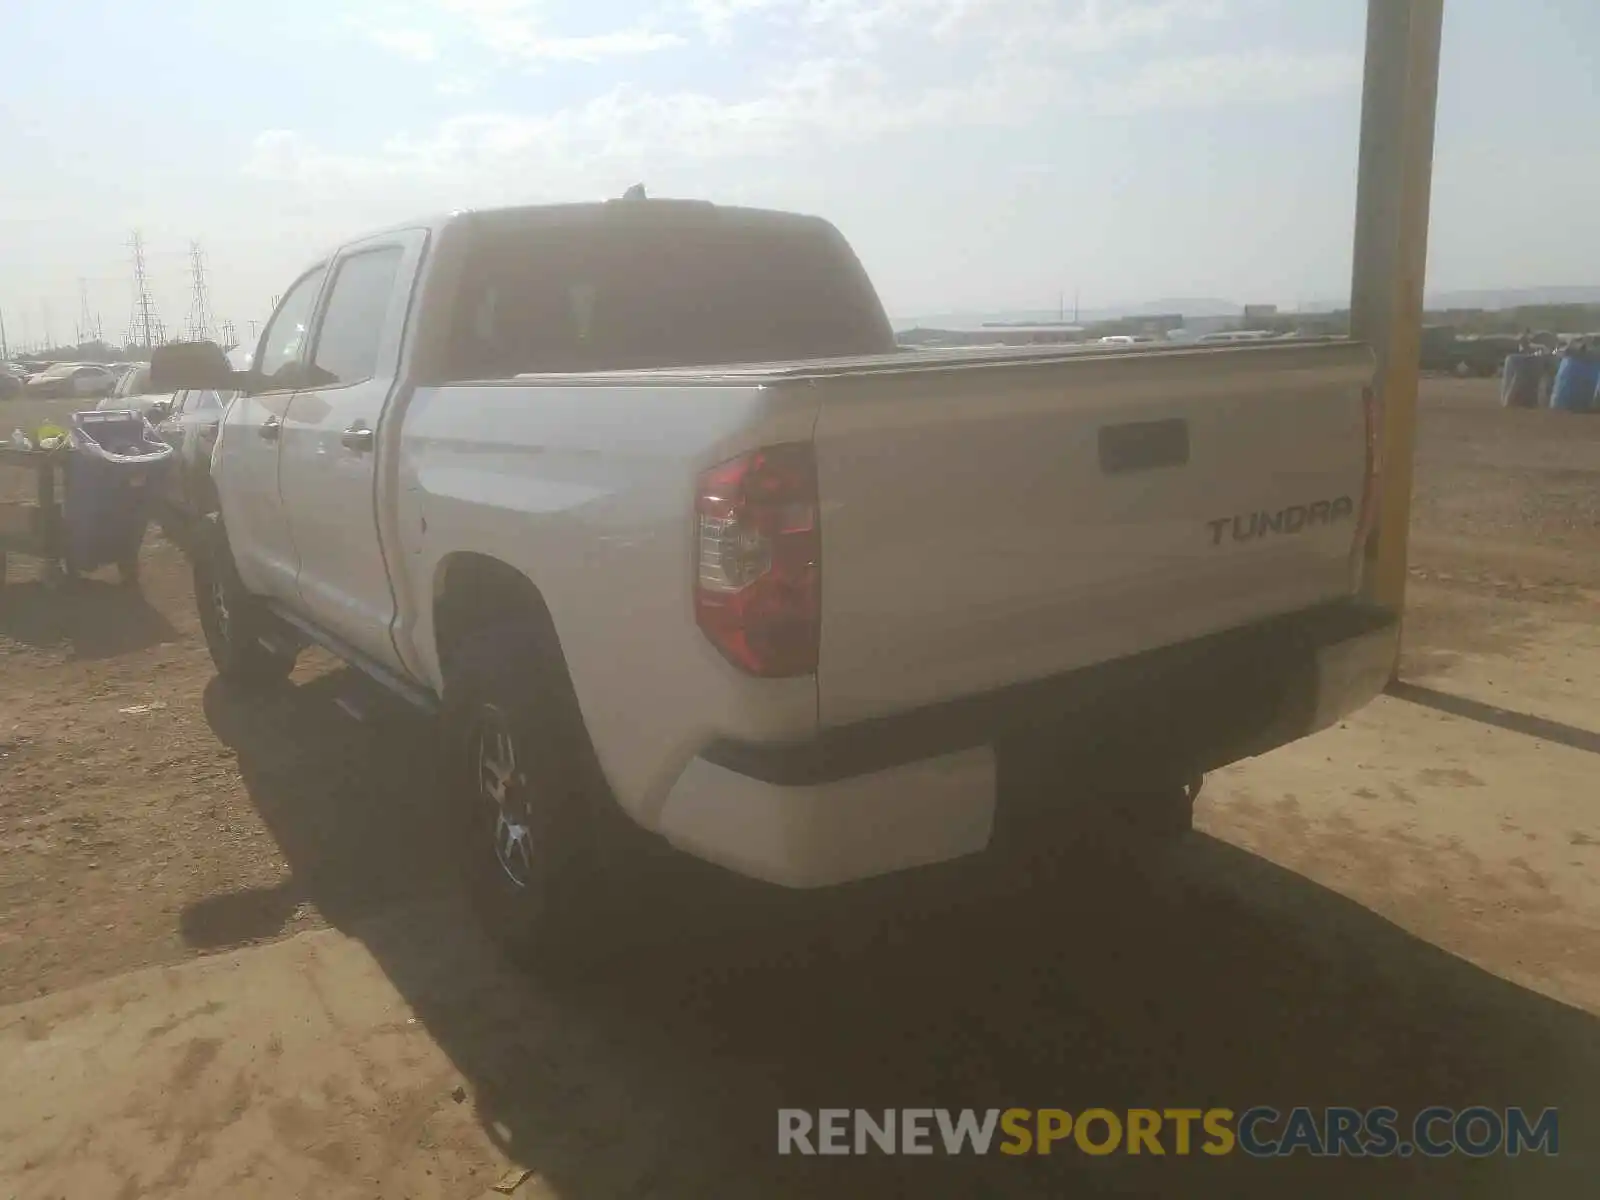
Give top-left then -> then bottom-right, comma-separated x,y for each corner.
1551,355 -> 1600,412
1500,353 -> 1541,408
61,410 -> 175,577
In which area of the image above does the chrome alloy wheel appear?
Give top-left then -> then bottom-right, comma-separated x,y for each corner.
209,577 -> 232,645
475,707 -> 535,889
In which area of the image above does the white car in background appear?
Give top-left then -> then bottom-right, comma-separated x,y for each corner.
24,362 -> 119,399
96,361 -> 176,421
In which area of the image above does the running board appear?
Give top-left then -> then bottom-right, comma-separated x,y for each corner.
263,602 -> 440,715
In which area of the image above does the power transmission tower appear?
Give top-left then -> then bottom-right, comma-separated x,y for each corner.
126,230 -> 166,350
77,278 -> 103,345
186,240 -> 215,342
219,318 -> 237,348
41,301 -> 53,350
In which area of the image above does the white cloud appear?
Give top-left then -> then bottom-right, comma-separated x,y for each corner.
436,0 -> 685,63
352,0 -> 687,67
1094,50 -> 1361,113
500,25 -> 687,62
366,27 -> 439,61
244,41 -> 1356,194
784,0 -> 1223,54
258,1 -> 1358,206
687,0 -> 783,42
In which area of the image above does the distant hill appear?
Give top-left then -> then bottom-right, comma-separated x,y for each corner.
1427,286 -> 1600,311
1111,297 -> 1243,318
897,287 -> 1600,329
893,298 -> 1242,330
1295,286 -> 1600,314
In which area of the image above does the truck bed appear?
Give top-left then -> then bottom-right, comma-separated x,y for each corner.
466,337 -> 1376,735
499,336 -> 1356,387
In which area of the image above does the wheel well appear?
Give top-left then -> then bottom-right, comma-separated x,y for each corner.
432,552 -> 562,669
433,553 -> 617,804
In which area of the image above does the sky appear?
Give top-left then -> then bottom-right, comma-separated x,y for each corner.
1,0 -> 1597,348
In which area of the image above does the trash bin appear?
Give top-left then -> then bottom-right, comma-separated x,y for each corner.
62,410 -> 175,584
1536,355 -> 1558,408
1500,353 -> 1542,408
1551,355 -> 1599,413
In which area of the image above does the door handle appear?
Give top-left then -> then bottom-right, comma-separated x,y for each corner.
341,424 -> 374,453
259,417 -> 282,441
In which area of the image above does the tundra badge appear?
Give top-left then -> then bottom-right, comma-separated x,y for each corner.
1208,497 -> 1355,547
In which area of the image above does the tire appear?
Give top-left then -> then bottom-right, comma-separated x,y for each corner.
192,519 -> 296,686
440,622 -> 633,972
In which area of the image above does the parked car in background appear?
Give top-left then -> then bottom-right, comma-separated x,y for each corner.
152,347 -> 249,533
1196,330 -> 1278,344
152,387 -> 230,534
24,362 -> 119,399
96,362 -> 176,421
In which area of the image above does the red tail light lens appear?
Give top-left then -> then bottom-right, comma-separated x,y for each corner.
695,443 -> 820,677
1353,383 -> 1383,584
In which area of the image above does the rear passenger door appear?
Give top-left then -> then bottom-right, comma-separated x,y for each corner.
278,229 -> 425,673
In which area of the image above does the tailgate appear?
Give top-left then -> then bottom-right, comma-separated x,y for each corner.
809,341 -> 1375,727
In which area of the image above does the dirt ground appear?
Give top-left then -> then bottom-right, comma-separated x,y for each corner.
1,378 -> 1597,1197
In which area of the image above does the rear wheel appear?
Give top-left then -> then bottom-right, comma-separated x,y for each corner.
441,623 -> 636,972
192,520 -> 296,686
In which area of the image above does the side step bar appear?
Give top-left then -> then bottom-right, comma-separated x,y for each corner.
263,601 -> 440,715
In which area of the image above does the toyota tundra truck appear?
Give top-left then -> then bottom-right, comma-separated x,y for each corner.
152,196 -> 1397,963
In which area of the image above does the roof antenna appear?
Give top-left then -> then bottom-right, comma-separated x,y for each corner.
621,183 -> 647,201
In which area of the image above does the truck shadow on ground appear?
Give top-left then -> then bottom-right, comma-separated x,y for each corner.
190,671 -> 1600,1199
1388,680 -> 1600,756
0,574 -> 179,659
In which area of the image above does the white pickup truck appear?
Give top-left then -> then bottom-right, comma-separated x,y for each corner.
153,196 -> 1397,963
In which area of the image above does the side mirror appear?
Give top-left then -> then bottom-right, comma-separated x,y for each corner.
150,341 -> 238,393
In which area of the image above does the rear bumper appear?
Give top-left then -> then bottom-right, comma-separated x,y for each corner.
655,601 -> 1398,887
1305,607 -> 1401,733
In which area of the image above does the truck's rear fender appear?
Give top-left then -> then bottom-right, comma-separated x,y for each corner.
394,381 -> 821,826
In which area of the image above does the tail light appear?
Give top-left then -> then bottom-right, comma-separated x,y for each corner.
1352,383 -> 1383,585
695,443 -> 820,677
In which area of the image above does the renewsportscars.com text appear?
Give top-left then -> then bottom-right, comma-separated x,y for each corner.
777,1107 -> 1559,1158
